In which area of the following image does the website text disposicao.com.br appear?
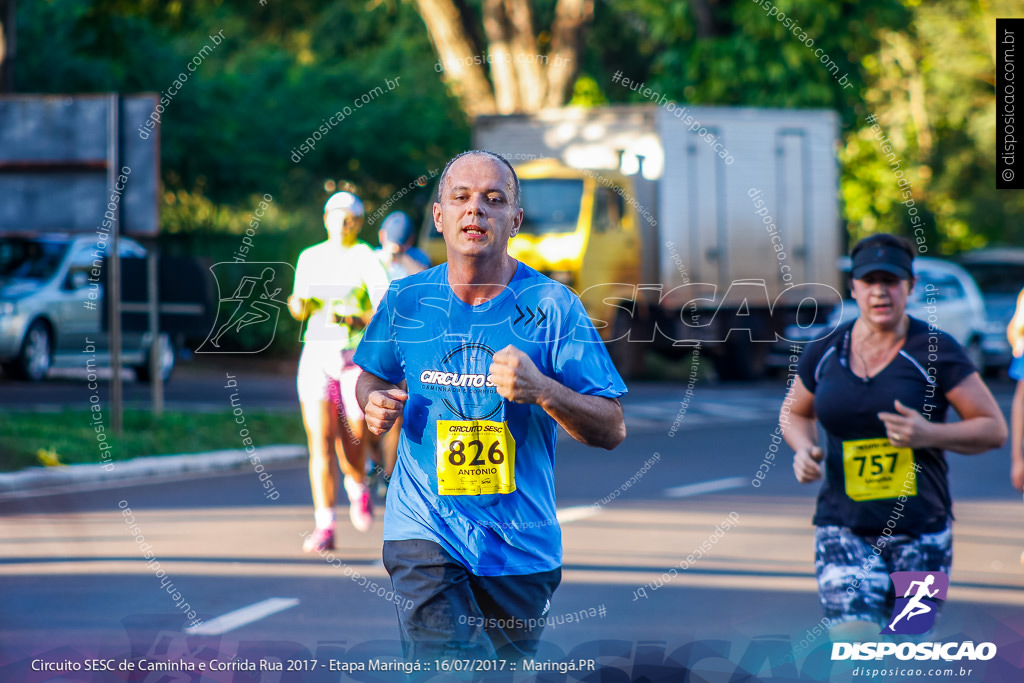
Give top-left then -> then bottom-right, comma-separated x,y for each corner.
851,665 -> 979,679
836,640 -> 995,679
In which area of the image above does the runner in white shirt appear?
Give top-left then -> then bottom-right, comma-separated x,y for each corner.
288,191 -> 391,552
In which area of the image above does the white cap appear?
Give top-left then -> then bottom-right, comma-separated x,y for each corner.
324,191 -> 364,216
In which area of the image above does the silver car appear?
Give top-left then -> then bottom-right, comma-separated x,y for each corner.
0,234 -> 175,382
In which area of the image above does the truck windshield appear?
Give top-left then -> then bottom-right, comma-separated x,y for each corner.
519,179 -> 583,234
0,239 -> 68,282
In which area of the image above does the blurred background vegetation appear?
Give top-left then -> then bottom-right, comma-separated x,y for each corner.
6,0 -> 1021,290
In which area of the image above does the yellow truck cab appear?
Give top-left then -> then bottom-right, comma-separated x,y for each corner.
420,158 -> 642,353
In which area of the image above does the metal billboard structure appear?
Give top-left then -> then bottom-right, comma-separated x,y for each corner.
0,94 -> 159,235
0,93 -> 162,431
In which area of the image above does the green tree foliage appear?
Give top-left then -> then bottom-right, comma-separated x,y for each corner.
14,0 -> 1017,256
589,0 -> 1018,252
592,0 -> 907,118
16,0 -> 469,243
840,0 -> 1023,252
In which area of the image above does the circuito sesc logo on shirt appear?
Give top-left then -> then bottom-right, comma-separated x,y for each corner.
418,343 -> 502,420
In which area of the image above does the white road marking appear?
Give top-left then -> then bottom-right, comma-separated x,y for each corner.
663,476 -> 748,499
185,597 -> 299,635
557,506 -> 601,524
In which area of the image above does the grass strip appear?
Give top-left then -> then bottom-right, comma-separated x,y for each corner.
0,410 -> 306,472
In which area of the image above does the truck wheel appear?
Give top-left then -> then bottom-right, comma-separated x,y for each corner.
134,333 -> 175,383
4,320 -> 53,381
606,310 -> 645,380
713,335 -> 767,382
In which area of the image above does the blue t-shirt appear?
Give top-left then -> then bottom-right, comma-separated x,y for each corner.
353,261 -> 627,575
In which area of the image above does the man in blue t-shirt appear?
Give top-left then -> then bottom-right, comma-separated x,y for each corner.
354,150 -> 627,661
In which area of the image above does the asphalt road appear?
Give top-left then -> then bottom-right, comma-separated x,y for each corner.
1,372 -> 1022,682
0,359 -> 302,412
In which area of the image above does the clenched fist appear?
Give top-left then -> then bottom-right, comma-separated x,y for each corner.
487,345 -> 550,405
364,388 -> 408,435
793,445 -> 825,483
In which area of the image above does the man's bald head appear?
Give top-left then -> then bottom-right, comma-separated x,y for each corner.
437,150 -> 520,210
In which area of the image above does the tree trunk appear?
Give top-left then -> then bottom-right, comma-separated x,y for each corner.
413,0 -> 498,117
544,0 -> 592,108
688,0 -> 715,39
413,0 -> 589,117
481,0 -> 521,113
504,0 -> 545,111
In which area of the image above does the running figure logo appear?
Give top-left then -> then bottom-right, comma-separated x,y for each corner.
197,262 -> 293,353
881,571 -> 949,635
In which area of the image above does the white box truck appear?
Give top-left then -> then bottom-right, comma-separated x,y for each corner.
426,105 -> 844,379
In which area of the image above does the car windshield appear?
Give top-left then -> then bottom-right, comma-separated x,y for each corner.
518,179 -> 583,235
960,263 -> 1024,296
0,239 -> 68,281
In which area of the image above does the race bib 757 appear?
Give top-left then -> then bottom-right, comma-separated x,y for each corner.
842,437 -> 917,502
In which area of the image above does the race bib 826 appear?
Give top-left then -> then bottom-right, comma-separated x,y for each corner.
436,420 -> 516,496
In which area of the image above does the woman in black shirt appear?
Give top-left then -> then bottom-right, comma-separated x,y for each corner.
780,234 -> 1006,640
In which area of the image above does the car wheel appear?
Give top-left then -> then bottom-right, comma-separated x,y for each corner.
8,320 -> 52,382
134,333 -> 175,383
964,338 -> 985,374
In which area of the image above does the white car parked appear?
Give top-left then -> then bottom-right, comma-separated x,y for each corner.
957,247 -> 1024,373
